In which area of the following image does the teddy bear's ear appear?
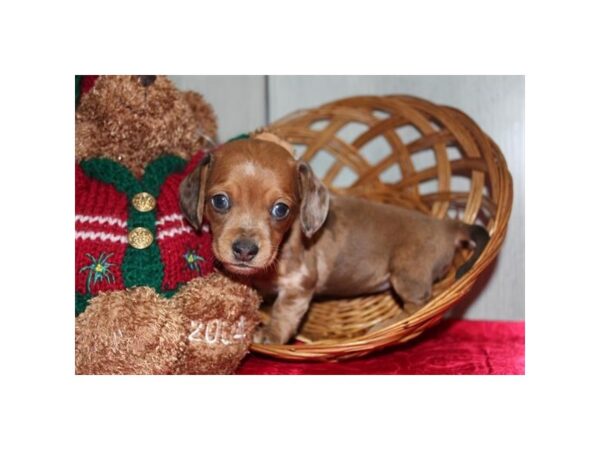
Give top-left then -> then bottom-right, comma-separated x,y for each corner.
179,153 -> 213,230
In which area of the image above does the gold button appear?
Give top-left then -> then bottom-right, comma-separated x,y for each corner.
132,192 -> 156,212
128,227 -> 154,249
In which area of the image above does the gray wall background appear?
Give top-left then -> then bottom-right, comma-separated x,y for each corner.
170,75 -> 524,320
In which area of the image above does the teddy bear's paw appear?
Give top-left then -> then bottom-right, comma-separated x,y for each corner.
75,288 -> 187,375
173,272 -> 262,374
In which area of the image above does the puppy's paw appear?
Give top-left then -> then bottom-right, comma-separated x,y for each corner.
409,287 -> 432,306
391,274 -> 433,306
252,325 -> 279,345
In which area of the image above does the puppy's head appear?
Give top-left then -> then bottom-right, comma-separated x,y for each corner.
180,139 -> 329,275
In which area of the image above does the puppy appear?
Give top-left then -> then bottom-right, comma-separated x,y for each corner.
180,138 -> 489,344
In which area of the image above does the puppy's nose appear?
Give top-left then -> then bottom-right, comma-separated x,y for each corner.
232,239 -> 259,262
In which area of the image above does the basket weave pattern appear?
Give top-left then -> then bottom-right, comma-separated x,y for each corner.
250,95 -> 513,361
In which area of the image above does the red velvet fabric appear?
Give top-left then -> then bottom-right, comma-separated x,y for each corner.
237,320 -> 524,375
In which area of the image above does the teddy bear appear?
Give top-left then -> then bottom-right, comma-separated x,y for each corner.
75,75 -> 261,374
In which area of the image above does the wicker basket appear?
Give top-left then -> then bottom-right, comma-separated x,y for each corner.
249,95 -> 513,361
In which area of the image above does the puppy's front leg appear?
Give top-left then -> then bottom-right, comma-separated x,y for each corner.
254,288 -> 314,344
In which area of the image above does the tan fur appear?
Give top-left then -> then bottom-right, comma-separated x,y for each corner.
180,138 -> 479,345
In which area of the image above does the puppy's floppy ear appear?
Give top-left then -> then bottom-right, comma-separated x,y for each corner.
179,153 -> 213,230
297,161 -> 330,238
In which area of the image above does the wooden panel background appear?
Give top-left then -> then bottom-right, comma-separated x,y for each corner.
169,75 -> 524,320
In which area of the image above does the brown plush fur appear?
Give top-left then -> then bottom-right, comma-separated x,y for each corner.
75,274 -> 261,375
177,273 -> 261,374
75,287 -> 186,375
76,75 -> 217,177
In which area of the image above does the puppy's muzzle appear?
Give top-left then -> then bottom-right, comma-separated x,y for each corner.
232,238 -> 259,262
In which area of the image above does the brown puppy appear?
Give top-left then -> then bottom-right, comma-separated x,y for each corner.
180,139 -> 489,344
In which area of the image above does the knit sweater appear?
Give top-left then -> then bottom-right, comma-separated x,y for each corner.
75,151 -> 214,314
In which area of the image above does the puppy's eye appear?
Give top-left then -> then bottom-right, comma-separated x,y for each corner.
270,202 -> 290,220
211,194 -> 230,212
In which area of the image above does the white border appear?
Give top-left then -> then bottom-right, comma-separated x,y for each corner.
3,0 -> 599,448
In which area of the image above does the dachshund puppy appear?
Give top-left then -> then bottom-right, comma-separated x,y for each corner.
180,138 -> 489,344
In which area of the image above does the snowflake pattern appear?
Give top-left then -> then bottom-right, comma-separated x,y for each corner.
79,252 -> 116,293
183,249 -> 205,273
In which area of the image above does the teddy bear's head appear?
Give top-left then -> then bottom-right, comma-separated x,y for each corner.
76,75 -> 217,177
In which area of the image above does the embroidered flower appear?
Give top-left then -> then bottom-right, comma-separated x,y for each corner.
79,252 -> 116,293
183,249 -> 205,273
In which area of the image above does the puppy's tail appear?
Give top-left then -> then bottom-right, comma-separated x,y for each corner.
455,224 -> 490,280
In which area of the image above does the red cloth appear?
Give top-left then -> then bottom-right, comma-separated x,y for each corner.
154,153 -> 215,290
75,165 -> 128,294
237,320 -> 524,375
